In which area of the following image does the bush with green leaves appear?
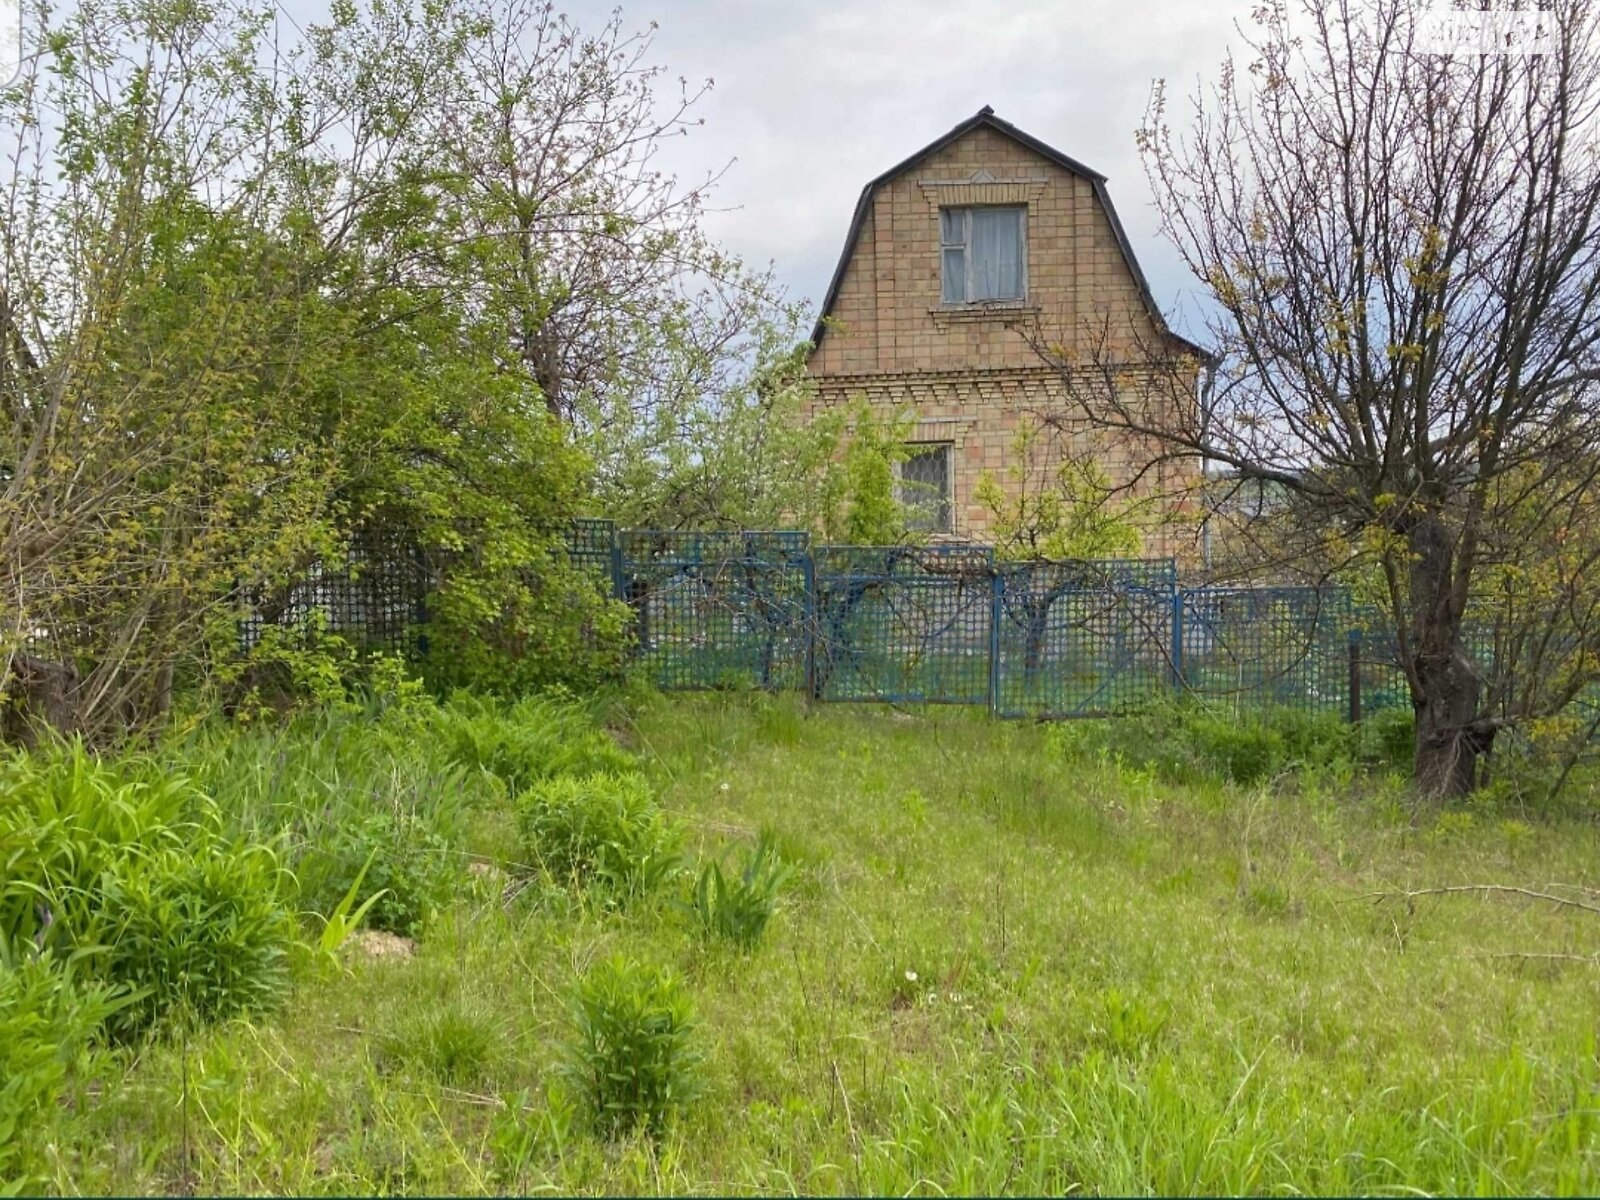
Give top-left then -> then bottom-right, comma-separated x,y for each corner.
1359,706 -> 1416,769
687,832 -> 792,950
295,809 -> 460,938
559,956 -> 700,1139
516,772 -> 680,901
1052,700 -> 1370,787
0,741 -> 300,1040
0,947 -> 128,1189
97,838 -> 298,1038
433,691 -> 634,793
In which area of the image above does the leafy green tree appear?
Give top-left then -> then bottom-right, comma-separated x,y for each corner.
0,0 -> 632,739
820,402 -> 915,546
974,421 -> 1146,560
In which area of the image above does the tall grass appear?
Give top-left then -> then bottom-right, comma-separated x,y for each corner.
13,689 -> 1600,1194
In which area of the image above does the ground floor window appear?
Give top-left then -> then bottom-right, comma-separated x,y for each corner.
897,442 -> 953,533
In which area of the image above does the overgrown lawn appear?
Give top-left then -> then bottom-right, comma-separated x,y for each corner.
30,693 -> 1600,1194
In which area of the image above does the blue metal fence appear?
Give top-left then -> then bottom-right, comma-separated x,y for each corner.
813,544 -> 994,706
250,518 -> 1434,720
618,530 -> 813,692
597,525 -> 1409,720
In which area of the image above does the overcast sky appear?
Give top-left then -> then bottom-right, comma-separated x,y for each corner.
618,0 -> 1270,342
628,0 -> 1265,341
274,0 -> 1267,341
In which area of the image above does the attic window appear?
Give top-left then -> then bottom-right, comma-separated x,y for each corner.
940,205 -> 1025,304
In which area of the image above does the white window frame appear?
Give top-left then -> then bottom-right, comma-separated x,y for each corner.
939,204 -> 1028,305
896,442 -> 954,534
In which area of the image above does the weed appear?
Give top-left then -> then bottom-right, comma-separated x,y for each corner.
296,808 -> 459,938
311,849 -> 390,964
0,742 -> 197,951
0,946 -> 127,1189
99,839 -> 297,1038
380,1000 -> 503,1086
686,831 -> 792,949
516,772 -> 680,902
558,956 -> 700,1139
434,691 -> 633,792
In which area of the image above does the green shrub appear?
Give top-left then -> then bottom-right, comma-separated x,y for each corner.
516,772 -> 680,901
0,742 -> 302,1042
0,948 -> 126,1191
99,839 -> 298,1038
296,809 -> 460,937
1358,706 -> 1415,769
1053,700 -> 1366,787
0,742 -> 197,951
1174,712 -> 1287,785
687,831 -> 792,950
434,691 -> 633,793
559,956 -> 700,1139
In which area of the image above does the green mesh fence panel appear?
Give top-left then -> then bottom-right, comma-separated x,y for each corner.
813,544 -> 994,704
619,530 -> 812,691
1179,586 -> 1354,711
1348,604 -> 1411,714
993,559 -> 1178,718
565,518 -> 619,589
238,530 -> 429,656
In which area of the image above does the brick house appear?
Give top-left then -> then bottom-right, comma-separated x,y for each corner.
805,106 -> 1209,555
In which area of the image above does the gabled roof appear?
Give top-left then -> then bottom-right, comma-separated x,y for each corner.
809,105 -> 1213,363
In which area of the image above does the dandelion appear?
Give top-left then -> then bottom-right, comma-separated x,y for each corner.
904,969 -> 918,983
719,782 -> 730,793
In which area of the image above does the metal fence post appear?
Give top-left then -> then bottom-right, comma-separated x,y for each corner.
1348,629 -> 1362,724
1170,585 -> 1185,694
803,549 -> 819,700
987,566 -> 1003,716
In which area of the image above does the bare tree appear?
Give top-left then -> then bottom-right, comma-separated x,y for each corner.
1029,0 -> 1600,797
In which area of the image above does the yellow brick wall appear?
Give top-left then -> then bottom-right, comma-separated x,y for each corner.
806,123 -> 1202,560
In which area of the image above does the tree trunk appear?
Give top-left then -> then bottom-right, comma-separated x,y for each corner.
1408,514 -> 1483,799
1412,641 -> 1483,798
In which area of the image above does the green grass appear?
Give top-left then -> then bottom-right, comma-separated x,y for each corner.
28,692 -> 1600,1194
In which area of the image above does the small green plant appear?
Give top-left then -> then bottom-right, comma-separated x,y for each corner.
558,956 -> 701,1139
296,808 -> 459,938
516,772 -> 680,902
380,1000 -> 503,1086
99,839 -> 298,1038
311,848 -> 390,965
1429,810 -> 1479,842
1083,987 -> 1171,1058
0,945 -> 129,1190
686,831 -> 792,950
